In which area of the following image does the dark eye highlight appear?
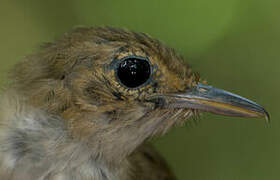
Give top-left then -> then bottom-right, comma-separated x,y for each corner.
116,56 -> 151,88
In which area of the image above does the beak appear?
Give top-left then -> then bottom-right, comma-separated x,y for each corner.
159,83 -> 269,121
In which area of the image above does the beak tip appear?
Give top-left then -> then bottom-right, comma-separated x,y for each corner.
263,110 -> 270,123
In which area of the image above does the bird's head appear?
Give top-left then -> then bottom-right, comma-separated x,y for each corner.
10,27 -> 269,163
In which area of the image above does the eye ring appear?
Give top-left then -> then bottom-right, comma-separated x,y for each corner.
114,56 -> 152,89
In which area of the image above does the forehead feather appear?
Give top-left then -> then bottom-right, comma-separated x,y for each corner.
66,27 -> 191,79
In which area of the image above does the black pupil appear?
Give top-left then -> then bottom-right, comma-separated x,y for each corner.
117,58 -> 151,88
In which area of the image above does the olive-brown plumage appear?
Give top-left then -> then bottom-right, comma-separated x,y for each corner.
0,27 -> 268,180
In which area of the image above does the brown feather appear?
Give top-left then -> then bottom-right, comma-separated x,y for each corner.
0,27 -> 199,180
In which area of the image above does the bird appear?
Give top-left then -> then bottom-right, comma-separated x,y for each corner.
0,27 -> 269,180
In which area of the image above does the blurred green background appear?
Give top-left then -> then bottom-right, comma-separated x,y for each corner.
1,0 -> 279,179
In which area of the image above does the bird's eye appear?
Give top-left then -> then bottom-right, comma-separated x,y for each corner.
116,56 -> 151,88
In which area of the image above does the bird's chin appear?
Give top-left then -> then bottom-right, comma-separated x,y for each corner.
169,108 -> 200,127
148,104 -> 199,129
